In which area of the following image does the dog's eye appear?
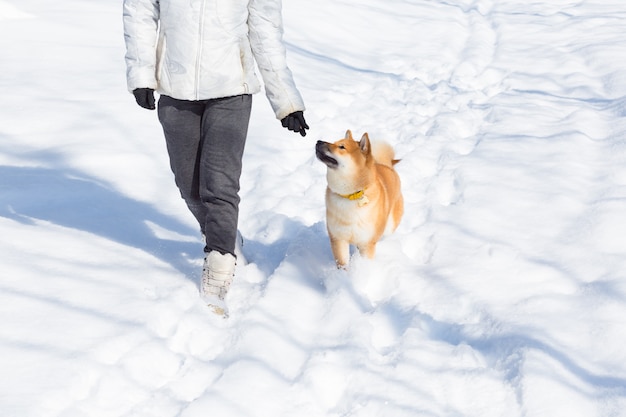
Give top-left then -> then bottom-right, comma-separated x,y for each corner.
338,145 -> 346,150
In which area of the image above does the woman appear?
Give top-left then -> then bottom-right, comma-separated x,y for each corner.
123,0 -> 309,314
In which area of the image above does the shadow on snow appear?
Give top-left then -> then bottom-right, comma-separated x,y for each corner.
0,165 -> 201,278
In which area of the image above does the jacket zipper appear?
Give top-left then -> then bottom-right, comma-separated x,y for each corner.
195,0 -> 207,100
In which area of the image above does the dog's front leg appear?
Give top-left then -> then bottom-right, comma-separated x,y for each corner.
357,242 -> 376,259
330,237 -> 350,269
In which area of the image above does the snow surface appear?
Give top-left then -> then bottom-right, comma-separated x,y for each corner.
2,0 -> 626,416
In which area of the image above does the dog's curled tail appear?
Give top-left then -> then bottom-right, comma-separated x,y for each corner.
371,140 -> 400,168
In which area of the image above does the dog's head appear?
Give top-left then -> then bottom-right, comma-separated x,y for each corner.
315,130 -> 375,192
315,130 -> 372,170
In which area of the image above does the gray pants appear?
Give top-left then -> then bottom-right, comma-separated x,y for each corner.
157,94 -> 252,256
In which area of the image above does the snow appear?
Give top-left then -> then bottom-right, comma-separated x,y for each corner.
2,0 -> 626,415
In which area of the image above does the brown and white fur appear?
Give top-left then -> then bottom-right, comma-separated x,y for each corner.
315,130 -> 404,268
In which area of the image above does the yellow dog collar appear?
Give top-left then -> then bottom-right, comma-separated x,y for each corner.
339,189 -> 365,200
338,189 -> 369,206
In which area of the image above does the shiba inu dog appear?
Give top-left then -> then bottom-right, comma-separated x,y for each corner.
315,130 -> 404,268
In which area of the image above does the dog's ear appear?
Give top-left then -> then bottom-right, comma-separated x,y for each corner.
345,130 -> 353,140
359,133 -> 371,155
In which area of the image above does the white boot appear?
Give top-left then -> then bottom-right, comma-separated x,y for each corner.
201,250 -> 236,316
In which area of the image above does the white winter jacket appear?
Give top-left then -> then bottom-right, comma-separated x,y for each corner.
123,0 -> 305,120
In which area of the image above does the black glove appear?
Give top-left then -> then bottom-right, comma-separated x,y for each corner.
132,88 -> 156,110
281,111 -> 309,136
